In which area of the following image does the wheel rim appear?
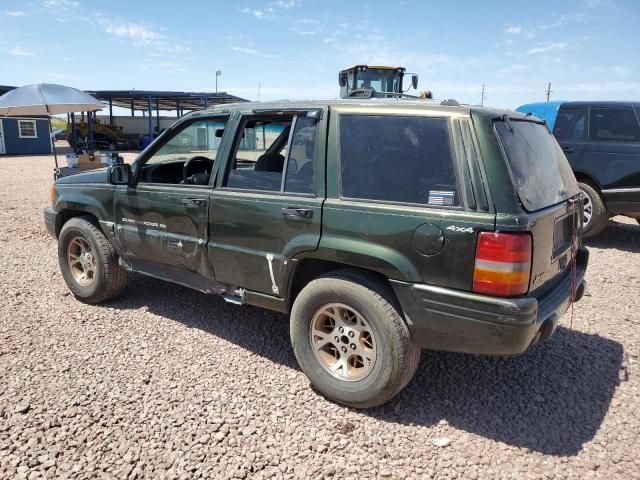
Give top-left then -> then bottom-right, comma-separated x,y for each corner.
581,188 -> 593,227
309,303 -> 377,382
67,236 -> 97,286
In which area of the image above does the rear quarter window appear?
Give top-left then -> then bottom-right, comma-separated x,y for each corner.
339,115 -> 459,206
495,120 -> 578,212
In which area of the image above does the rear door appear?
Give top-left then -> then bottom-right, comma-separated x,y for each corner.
208,109 -> 326,295
553,105 -> 588,168
583,106 -> 640,196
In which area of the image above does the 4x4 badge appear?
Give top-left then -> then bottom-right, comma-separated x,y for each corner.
445,225 -> 474,233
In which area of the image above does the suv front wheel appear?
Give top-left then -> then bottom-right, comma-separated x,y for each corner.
578,182 -> 609,237
290,271 -> 420,408
58,216 -> 127,304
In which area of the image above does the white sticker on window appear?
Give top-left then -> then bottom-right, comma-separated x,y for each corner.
428,190 -> 455,206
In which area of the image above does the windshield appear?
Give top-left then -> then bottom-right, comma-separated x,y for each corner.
495,119 -> 578,211
355,69 -> 401,93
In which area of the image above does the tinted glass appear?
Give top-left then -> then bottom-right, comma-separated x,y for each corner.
226,118 -> 292,192
589,107 -> 640,142
284,117 -> 317,194
554,107 -> 587,141
340,115 -> 459,206
146,119 -> 227,165
495,120 -> 578,211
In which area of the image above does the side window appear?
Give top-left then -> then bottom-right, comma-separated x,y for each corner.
225,115 -> 318,194
284,117 -> 317,194
139,117 -> 228,185
339,115 -> 459,206
589,107 -> 640,143
146,118 -> 227,165
554,107 -> 587,141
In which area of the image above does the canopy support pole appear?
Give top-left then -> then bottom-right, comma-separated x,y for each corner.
49,118 -> 60,178
147,96 -> 153,142
71,112 -> 77,153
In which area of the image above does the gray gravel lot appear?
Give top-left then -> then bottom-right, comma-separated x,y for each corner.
1,154 -> 639,479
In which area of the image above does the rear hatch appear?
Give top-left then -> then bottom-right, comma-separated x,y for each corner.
494,116 -> 581,295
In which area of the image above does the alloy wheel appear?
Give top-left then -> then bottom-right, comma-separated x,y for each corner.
67,236 -> 97,286
309,303 -> 377,382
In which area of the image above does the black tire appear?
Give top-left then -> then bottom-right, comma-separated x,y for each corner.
58,216 -> 127,304
578,182 -> 608,237
290,270 -> 420,408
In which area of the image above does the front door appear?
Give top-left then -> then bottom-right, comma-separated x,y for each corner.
0,121 -> 5,154
114,116 -> 228,284
208,110 -> 326,295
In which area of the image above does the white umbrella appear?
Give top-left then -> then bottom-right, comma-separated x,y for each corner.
0,83 -> 104,174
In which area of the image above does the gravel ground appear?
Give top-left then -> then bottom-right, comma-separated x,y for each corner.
1,154 -> 639,480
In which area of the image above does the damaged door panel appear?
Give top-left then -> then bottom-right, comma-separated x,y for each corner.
114,184 -> 213,279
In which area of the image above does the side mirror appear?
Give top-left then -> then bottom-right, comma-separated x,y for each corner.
338,72 -> 347,87
108,163 -> 132,185
411,75 -> 419,90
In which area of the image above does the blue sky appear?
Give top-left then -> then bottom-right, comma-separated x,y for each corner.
1,0 -> 638,109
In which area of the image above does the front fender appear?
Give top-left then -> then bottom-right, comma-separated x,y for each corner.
53,185 -> 115,232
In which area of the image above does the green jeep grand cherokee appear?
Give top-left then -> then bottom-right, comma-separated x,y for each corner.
44,100 -> 589,408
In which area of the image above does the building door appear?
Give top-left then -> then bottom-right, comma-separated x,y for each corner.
0,121 -> 5,154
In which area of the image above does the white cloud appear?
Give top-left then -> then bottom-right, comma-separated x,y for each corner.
274,0 -> 299,7
505,25 -> 522,34
103,22 -> 164,45
8,47 -> 35,56
232,46 -> 259,55
5,11 -> 26,16
240,7 -> 275,20
499,64 -> 529,73
42,0 -> 80,7
611,66 -> 630,76
98,18 -> 189,53
526,42 -> 567,55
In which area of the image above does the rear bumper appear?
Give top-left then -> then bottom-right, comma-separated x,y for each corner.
392,246 -> 589,355
44,207 -> 58,239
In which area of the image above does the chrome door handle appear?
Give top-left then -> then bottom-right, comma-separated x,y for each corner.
281,207 -> 313,219
181,198 -> 205,207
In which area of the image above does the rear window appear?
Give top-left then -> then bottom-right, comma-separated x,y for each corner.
339,115 -> 459,206
495,119 -> 578,211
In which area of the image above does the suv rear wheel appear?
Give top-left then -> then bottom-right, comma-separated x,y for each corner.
578,182 -> 609,237
290,270 -> 420,408
58,216 -> 127,304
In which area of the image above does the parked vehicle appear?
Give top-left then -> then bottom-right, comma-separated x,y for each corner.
44,100 -> 589,408
516,101 -> 640,235
51,128 -> 66,141
69,131 -> 131,152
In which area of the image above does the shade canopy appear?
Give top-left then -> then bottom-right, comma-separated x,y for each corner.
0,83 -> 104,116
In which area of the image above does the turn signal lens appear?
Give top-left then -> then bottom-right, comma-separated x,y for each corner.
49,184 -> 57,205
473,232 -> 532,297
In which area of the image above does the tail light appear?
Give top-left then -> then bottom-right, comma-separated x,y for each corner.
473,232 -> 532,297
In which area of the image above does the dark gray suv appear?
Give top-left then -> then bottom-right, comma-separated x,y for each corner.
517,101 -> 640,236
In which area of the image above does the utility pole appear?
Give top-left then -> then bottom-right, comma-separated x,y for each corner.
481,84 -> 486,106
258,82 -> 261,101
546,82 -> 553,102
215,70 -> 222,93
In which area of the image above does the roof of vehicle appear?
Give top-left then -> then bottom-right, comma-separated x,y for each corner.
192,99 -> 527,120
516,100 -> 640,129
341,65 -> 406,71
